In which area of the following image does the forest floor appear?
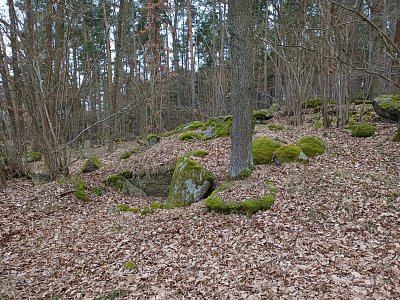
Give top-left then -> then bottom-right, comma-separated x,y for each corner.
0,115 -> 399,299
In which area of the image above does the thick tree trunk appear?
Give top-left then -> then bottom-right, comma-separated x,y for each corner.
229,0 -> 254,178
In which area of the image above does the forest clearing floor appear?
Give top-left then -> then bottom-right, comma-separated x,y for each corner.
1,117 -> 399,299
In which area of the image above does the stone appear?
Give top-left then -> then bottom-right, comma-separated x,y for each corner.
30,172 -> 51,185
167,157 -> 214,204
132,168 -> 174,197
372,95 -> 400,122
81,157 -> 102,173
121,179 -> 147,197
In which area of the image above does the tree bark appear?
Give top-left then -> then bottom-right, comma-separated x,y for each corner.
229,0 -> 254,178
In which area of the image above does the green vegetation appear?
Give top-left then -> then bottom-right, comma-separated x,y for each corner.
352,99 -> 373,105
252,137 -> 282,165
202,116 -> 232,138
120,148 -> 138,159
95,290 -> 129,300
145,134 -> 160,143
187,149 -> 209,157
303,98 -> 322,109
267,124 -> 284,131
253,110 -> 273,123
91,187 -> 104,196
171,120 -> 204,135
124,261 -> 137,269
297,136 -> 325,158
205,181 -> 276,216
393,128 -> 400,142
23,151 -> 43,162
81,157 -> 102,173
273,144 -> 307,164
167,156 -> 215,204
103,175 -> 124,191
350,123 -> 376,137
58,176 -> 89,201
179,131 -> 204,141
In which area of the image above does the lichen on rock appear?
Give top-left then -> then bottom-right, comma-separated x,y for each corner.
167,156 -> 214,204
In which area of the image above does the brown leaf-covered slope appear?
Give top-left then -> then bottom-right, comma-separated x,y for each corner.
1,120 -> 399,299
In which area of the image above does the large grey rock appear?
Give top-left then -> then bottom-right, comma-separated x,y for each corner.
121,179 -> 146,197
132,169 -> 174,197
372,95 -> 400,122
167,157 -> 214,204
82,157 -> 102,173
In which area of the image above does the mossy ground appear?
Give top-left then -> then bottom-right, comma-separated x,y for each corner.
187,149 -> 209,157
179,131 -> 204,141
205,181 -> 276,216
252,137 -> 282,165
303,98 -> 322,109
268,124 -> 284,131
297,136 -> 325,158
58,176 -> 89,201
350,123 -> 376,137
273,144 -> 307,164
120,148 -> 138,159
253,110 -> 273,123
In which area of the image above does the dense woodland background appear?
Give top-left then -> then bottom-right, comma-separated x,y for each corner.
0,0 -> 399,178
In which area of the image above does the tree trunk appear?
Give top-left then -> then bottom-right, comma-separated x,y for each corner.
229,0 -> 254,178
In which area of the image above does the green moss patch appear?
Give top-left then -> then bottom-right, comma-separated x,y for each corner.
124,261 -> 137,270
350,123 -> 376,137
205,181 -> 276,216
201,116 -> 232,139
58,176 -> 89,201
187,149 -> 209,157
145,134 -> 160,144
167,156 -> 215,204
267,124 -> 284,131
82,157 -> 102,173
170,120 -> 205,135
103,170 -> 132,190
297,136 -> 325,158
23,151 -> 43,162
392,128 -> 400,142
252,137 -> 282,165
303,98 -> 322,109
253,110 -> 273,123
273,144 -> 308,164
352,99 -> 373,105
120,148 -> 138,159
179,131 -> 204,141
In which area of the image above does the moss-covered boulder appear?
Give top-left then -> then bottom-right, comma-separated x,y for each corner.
146,134 -> 161,145
120,148 -> 138,159
202,116 -> 232,139
372,95 -> 400,121
167,157 -> 214,204
272,144 -> 308,164
253,110 -> 273,124
172,120 -> 204,134
24,151 -> 43,162
205,181 -> 276,216
103,171 -> 145,197
132,167 -> 174,197
268,124 -> 284,131
252,137 -> 282,165
297,136 -> 325,158
82,157 -> 102,173
350,123 -> 376,137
